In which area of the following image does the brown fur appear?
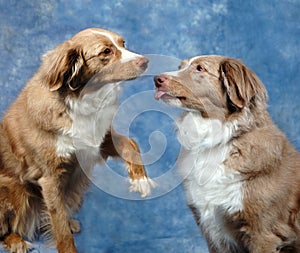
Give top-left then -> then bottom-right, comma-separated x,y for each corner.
0,28 -> 151,253
155,55 -> 300,252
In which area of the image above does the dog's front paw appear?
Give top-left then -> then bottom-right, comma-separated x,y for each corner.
4,233 -> 32,253
129,176 -> 157,198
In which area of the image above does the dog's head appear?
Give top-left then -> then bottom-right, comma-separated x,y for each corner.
40,28 -> 148,94
154,55 -> 268,121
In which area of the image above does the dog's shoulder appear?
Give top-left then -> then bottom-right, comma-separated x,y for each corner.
225,118 -> 295,176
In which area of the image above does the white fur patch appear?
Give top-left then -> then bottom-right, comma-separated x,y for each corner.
129,177 -> 157,198
187,56 -> 201,66
162,97 -> 184,108
120,48 -> 141,62
56,83 -> 120,167
176,112 -> 242,248
163,70 -> 181,77
90,29 -> 141,62
165,56 -> 200,77
176,112 -> 236,150
56,134 -> 76,158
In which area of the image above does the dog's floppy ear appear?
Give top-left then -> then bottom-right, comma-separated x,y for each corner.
41,41 -> 84,91
220,58 -> 267,110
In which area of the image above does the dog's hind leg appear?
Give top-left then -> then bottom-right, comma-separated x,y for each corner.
0,177 -> 36,253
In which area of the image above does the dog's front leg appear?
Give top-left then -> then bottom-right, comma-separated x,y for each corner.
100,129 -> 156,197
38,174 -> 77,253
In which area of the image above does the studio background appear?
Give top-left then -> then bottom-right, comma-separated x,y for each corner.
0,1 -> 299,252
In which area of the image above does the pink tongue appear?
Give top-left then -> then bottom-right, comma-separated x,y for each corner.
155,91 -> 166,100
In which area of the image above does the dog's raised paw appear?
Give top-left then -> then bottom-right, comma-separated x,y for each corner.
129,177 -> 157,198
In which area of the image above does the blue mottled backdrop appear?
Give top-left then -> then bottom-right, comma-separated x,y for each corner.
0,1 -> 299,252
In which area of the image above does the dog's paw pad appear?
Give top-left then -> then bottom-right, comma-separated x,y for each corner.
129,177 -> 157,198
4,233 -> 32,253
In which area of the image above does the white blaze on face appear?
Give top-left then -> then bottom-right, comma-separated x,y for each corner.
163,56 -> 200,77
90,30 -> 141,62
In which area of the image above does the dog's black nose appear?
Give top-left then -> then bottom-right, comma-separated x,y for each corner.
154,75 -> 168,88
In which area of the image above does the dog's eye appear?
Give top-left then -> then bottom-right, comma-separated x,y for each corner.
103,48 -> 111,55
196,65 -> 204,72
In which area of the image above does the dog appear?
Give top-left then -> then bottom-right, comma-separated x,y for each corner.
154,55 -> 300,253
0,28 -> 155,253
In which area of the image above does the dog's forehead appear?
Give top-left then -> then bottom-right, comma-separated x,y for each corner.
179,56 -> 205,70
71,28 -> 123,47
178,56 -> 202,70
90,29 -> 123,44
70,28 -> 141,62
181,55 -> 225,70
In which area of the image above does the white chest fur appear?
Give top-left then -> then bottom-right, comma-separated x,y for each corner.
176,112 -> 243,247
56,83 -> 120,167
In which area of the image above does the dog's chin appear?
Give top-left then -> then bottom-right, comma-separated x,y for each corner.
162,96 -> 184,108
125,69 -> 146,81
162,96 -> 199,112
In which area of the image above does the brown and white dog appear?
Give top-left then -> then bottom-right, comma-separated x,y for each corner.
0,28 -> 155,253
154,55 -> 300,253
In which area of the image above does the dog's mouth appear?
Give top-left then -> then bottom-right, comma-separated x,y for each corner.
155,89 -> 186,101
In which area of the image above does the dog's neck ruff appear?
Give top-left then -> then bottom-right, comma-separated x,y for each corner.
56,82 -> 120,158
176,112 -> 243,248
176,112 -> 237,151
